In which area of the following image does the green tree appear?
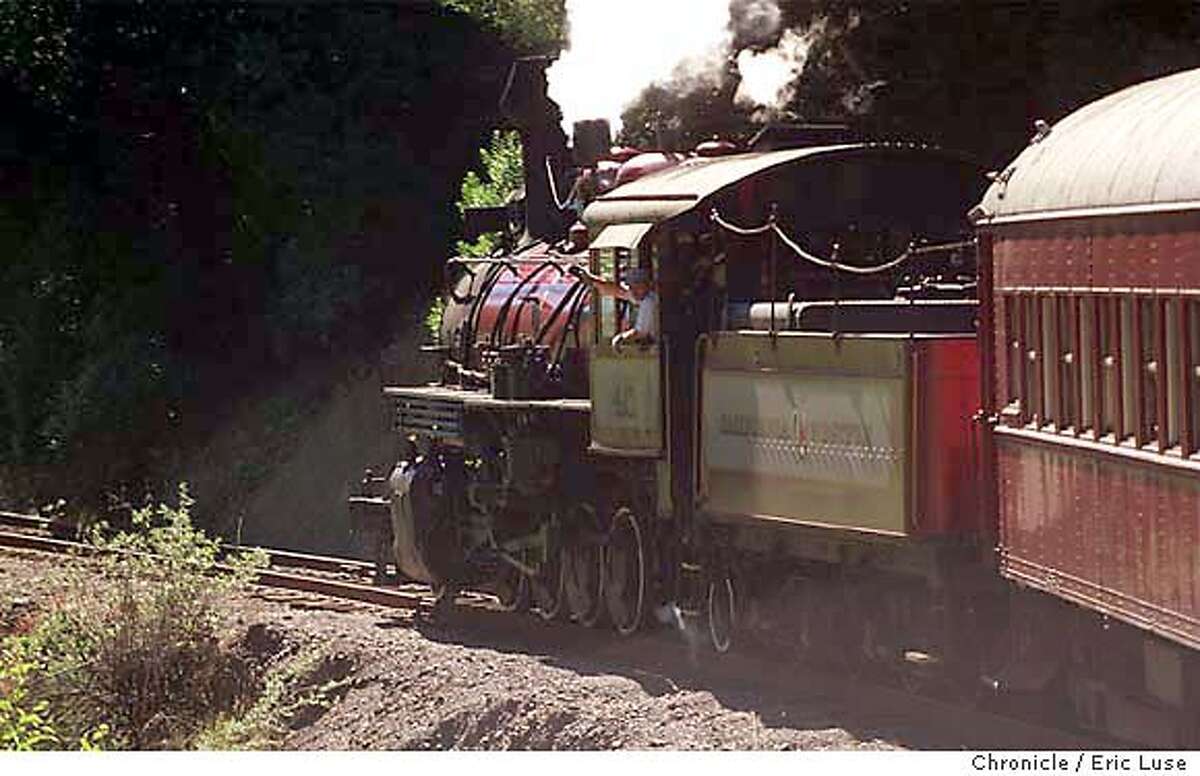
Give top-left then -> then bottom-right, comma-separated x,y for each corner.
0,0 -> 77,114
1,2 -> 510,512
424,127 -> 524,340
439,0 -> 565,53
454,128 -> 524,258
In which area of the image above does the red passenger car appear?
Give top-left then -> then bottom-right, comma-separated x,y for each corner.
974,67 -> 1200,745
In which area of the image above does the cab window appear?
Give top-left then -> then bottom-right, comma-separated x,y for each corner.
590,246 -> 633,343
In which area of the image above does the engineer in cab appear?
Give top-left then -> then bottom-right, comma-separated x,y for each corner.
569,265 -> 657,351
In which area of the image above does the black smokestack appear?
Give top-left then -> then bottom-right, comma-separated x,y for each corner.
572,119 -> 611,167
499,56 -> 570,243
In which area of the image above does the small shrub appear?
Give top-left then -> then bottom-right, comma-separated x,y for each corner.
1,484 -> 267,749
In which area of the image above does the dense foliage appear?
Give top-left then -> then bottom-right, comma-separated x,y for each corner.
0,655 -> 61,750
419,128 -> 525,341
439,0 -> 566,54
455,128 -> 524,258
0,2 -> 512,510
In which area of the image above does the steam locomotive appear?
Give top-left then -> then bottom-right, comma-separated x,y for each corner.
350,58 -> 1200,745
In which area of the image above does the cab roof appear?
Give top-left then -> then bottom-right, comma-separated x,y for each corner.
582,143 -> 967,229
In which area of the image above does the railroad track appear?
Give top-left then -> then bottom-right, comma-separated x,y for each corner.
2,509 -> 375,577
0,511 -> 52,532
0,510 -> 432,611
0,510 -> 1110,749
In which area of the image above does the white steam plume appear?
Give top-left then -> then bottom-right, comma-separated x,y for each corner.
548,1 -> 848,141
729,0 -> 783,45
547,0 -> 733,137
734,19 -> 826,113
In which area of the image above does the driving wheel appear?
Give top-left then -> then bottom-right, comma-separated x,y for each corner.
605,506 -> 646,636
493,564 -> 529,613
562,505 -> 605,627
707,572 -> 736,653
532,545 -> 566,621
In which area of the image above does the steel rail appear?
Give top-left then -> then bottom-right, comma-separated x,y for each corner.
0,511 -> 379,578
251,567 -> 425,609
0,529 -> 85,555
0,529 -> 427,611
225,545 -> 377,578
0,511 -> 52,531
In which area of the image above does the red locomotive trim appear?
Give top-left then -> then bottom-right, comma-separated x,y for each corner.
912,337 -> 983,536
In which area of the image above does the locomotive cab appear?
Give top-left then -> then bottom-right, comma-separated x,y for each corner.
576,141 -> 990,645
587,224 -> 663,457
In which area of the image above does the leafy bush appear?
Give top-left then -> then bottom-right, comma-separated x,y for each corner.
0,655 -> 59,750
458,129 -> 525,213
455,128 -> 524,259
428,127 -> 525,344
0,485 -> 267,749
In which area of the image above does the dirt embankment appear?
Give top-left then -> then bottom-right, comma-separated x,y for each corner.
280,611 -> 893,751
177,324 -> 435,556
2,550 -> 913,750
8,547 -> 1100,751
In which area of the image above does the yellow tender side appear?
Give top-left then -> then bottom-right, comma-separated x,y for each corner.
700,332 -> 911,536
